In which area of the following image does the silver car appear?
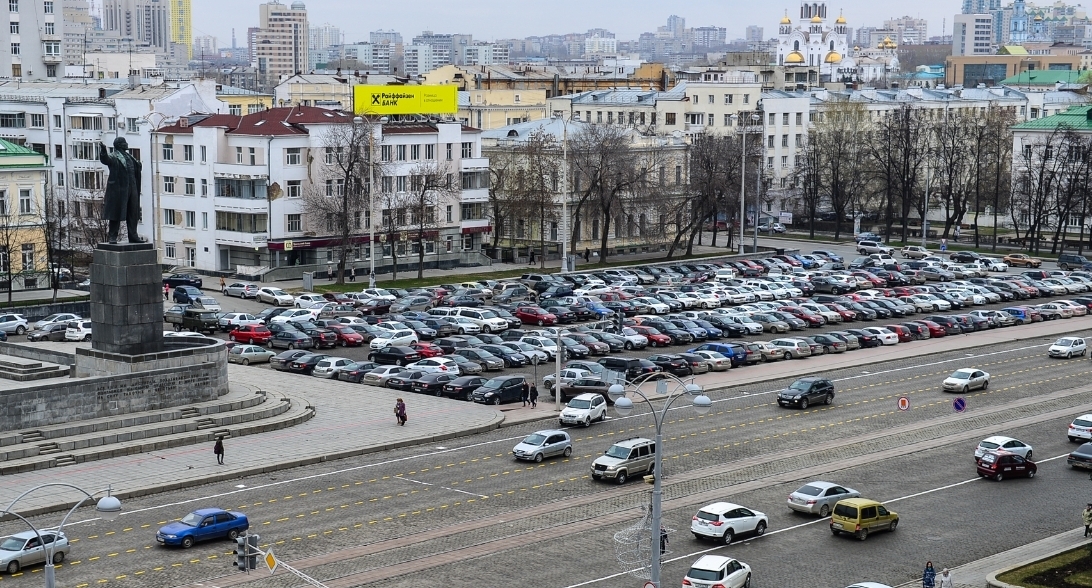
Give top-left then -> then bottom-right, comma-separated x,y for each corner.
512,430 -> 572,462
0,314 -> 28,335
222,282 -> 258,298
362,366 -> 406,386
0,529 -> 69,574
787,481 -> 861,517
227,345 -> 275,365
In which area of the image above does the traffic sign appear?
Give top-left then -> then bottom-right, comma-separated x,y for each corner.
953,397 -> 967,413
264,549 -> 278,574
897,397 -> 910,411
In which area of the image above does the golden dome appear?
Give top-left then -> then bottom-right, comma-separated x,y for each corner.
811,14 -> 823,23
825,51 -> 843,63
786,50 -> 806,63
781,15 -> 792,24
835,14 -> 847,24
1034,14 -> 1043,20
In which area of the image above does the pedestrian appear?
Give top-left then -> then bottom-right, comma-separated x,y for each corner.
213,436 -> 224,465
394,398 -> 407,426
659,525 -> 669,559
954,225 -> 961,242
369,271 -> 376,288
1083,503 -> 1092,537
521,382 -> 530,407
922,561 -> 937,588
528,249 -> 536,265
937,568 -> 954,588
163,283 -> 170,300
349,261 -> 356,282
327,262 -> 334,280
219,276 -> 226,291
584,248 -> 590,263
529,383 -> 538,408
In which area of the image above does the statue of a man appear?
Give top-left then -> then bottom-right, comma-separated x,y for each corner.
99,137 -> 143,244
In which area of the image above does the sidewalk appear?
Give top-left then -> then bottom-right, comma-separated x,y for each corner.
896,527 -> 1089,588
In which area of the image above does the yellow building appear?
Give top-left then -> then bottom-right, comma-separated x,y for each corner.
216,84 -> 275,115
170,0 -> 193,60
0,139 -> 48,291
458,89 -> 548,130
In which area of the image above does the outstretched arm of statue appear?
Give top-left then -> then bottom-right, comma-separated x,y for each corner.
98,142 -> 111,166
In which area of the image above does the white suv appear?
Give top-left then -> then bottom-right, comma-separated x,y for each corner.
559,393 -> 608,427
1069,414 -> 1092,442
65,320 -> 93,341
312,357 -> 353,379
294,293 -> 326,308
453,308 -> 509,333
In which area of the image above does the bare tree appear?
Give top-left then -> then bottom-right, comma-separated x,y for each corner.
676,134 -> 736,256
486,147 -> 516,249
40,191 -> 71,301
1011,126 -> 1067,254
399,160 -> 459,279
568,124 -> 645,263
867,104 -> 928,242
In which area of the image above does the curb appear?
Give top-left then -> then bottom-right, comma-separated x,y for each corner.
985,534 -> 1090,588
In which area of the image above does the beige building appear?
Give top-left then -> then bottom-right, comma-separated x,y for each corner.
0,139 -> 48,291
457,89 -> 548,130
254,1 -> 309,90
422,63 -> 675,97
945,53 -> 1082,86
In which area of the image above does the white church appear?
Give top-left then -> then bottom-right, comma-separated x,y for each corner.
776,2 -> 900,85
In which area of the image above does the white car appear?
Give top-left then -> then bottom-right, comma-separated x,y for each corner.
861,326 -> 899,345
690,502 -> 768,544
294,293 -> 326,308
218,313 -> 262,331
693,350 -> 732,371
405,357 -> 461,375
65,319 -> 93,341
449,316 -> 482,335
542,368 -> 591,389
520,336 -> 560,359
632,297 -> 670,314
269,308 -> 317,325
312,357 -> 354,379
616,327 -> 648,350
717,314 -> 763,334
558,393 -> 608,427
799,303 -> 843,324
683,556 -> 752,588
453,308 -> 508,333
257,287 -> 295,306
361,366 -> 406,386
911,294 -> 951,311
943,368 -> 990,392
980,257 -> 1009,272
1057,300 -> 1089,316
369,329 -> 418,350
976,435 -> 1033,461
0,314 -> 29,335
33,313 -> 81,330
692,291 -> 721,309
787,481 -> 861,517
164,330 -> 201,337
1049,337 -> 1087,358
359,288 -> 397,302
1069,414 -> 1092,442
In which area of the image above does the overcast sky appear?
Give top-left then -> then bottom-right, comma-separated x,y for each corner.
189,0 -> 958,47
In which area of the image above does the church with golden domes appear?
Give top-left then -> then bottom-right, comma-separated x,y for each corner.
776,2 -> 900,84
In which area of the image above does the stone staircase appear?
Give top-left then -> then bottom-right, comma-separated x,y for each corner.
0,383 -> 314,474
0,355 -> 70,381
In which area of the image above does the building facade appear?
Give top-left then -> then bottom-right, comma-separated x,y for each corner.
0,138 -> 48,292
2,0 -> 63,80
458,89 -> 548,130
170,0 -> 191,60
953,14 -> 996,55
253,1 -> 309,90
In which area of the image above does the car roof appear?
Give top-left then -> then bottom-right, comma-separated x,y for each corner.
531,429 -> 568,436
8,528 -> 62,539
798,480 -> 839,490
192,507 -> 227,516
571,393 -> 603,401
690,554 -> 734,571
834,498 -> 882,507
611,437 -> 653,448
698,501 -> 744,515
981,435 -> 1016,444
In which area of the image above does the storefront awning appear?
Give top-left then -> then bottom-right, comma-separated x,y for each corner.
461,225 -> 493,235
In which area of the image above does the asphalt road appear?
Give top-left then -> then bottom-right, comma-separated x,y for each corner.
11,333 -> 1092,588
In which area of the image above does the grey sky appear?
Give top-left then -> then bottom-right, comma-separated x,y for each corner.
191,0 -> 956,48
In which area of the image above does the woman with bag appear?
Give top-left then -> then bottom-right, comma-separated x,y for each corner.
394,398 -> 407,426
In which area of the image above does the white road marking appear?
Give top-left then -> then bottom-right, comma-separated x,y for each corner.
395,475 -> 487,498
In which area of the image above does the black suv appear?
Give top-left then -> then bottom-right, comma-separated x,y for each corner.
777,377 -> 835,409
597,357 -> 663,382
1058,253 -> 1092,271
470,375 -> 529,405
163,273 -> 203,288
948,251 -> 982,263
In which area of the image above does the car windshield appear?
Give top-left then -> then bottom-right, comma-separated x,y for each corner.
179,513 -> 203,527
833,504 -> 858,518
1057,338 -> 1076,346
949,370 -> 972,380
605,445 -> 632,459
522,433 -> 546,445
1075,419 -> 1092,428
480,311 -> 498,319
568,399 -> 591,409
0,537 -> 25,551
703,351 -> 726,359
270,289 -> 287,296
481,379 -> 503,390
796,484 -> 823,496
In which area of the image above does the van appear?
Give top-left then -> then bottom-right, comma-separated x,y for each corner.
829,498 -> 899,541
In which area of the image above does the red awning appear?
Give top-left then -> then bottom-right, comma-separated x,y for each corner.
461,225 -> 493,235
267,235 -> 375,251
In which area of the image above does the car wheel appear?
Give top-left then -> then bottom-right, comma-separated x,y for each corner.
51,551 -> 64,564
230,335 -> 238,342
564,446 -> 572,457
182,536 -> 194,548
963,386 -> 969,393
615,471 -> 628,484
800,398 -> 809,409
15,326 -> 25,335
754,521 -> 767,536
537,320 -> 544,326
83,334 -> 92,341
982,380 -> 988,390
6,561 -> 19,574
831,528 -> 841,535
890,519 -> 899,532
1028,469 -> 1036,478
857,528 -> 869,541
825,393 -> 834,405
242,358 -> 250,366
534,452 -> 544,463
492,397 -> 501,406
1070,436 -> 1078,442
994,472 -> 1004,481
624,341 -> 633,350
228,528 -> 240,540
819,504 -> 830,518
396,360 -> 404,366
1025,450 -> 1032,461
721,529 -> 734,545
288,343 -> 296,350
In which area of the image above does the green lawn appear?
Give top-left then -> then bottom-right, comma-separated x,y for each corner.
996,546 -> 1092,588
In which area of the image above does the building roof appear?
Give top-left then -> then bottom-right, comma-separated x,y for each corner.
1000,70 -> 1085,85
0,138 -> 38,156
157,106 -> 353,135
1012,104 -> 1092,130
216,85 -> 271,96
999,45 -> 1030,55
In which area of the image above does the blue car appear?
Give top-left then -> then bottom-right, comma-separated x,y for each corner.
689,342 -> 744,367
156,507 -> 249,548
173,285 -> 203,304
583,303 -> 616,319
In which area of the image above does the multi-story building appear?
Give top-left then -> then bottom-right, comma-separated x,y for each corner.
422,63 -> 675,97
273,73 -> 404,110
334,42 -> 392,73
102,0 -> 170,55
411,31 -> 473,66
253,1 -> 309,90
217,85 -> 274,116
945,52 -> 1081,86
1,0 -> 63,80
193,35 -> 216,59
62,0 -> 95,67
169,0 -> 191,60
152,107 -> 488,274
458,89 -> 547,130
884,16 -> 929,45
584,35 -> 617,55
308,23 -> 341,70
461,43 -> 509,66
745,26 -> 764,43
953,14 -> 996,55
370,30 -> 402,45
404,44 -> 448,77
0,138 -> 48,291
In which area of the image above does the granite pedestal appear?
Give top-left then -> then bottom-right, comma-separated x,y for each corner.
88,242 -> 163,355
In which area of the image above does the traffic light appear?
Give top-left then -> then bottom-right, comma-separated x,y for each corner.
246,534 -> 260,570
233,536 -> 247,570
616,310 -> 625,332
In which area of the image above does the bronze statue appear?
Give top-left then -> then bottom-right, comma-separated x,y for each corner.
99,137 -> 143,244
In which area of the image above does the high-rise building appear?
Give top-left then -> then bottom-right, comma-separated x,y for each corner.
411,31 -> 473,65
63,0 -> 95,67
370,29 -> 402,45
666,15 -> 686,37
102,0 -> 171,54
953,13 -> 995,55
745,26 -> 764,42
693,26 -> 728,47
403,43 -> 448,76
1,0 -> 63,79
254,1 -> 309,88
883,16 -> 929,44
309,23 -> 340,70
193,35 -> 216,58
170,0 -> 192,59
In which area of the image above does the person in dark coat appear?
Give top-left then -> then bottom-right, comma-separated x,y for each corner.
584,248 -> 591,263
98,137 -> 143,244
213,436 -> 224,465
521,382 -> 530,406
922,561 -> 936,588
395,398 -> 407,426
528,249 -> 536,265
529,384 -> 539,408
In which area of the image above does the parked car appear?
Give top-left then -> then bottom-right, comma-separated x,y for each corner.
335,361 -> 381,384
512,430 -> 573,462
368,345 -> 422,366
218,312 -> 261,332
442,375 -> 487,400
269,349 -> 308,371
228,324 -> 273,345
227,345 -> 275,365
976,449 -> 1037,481
268,330 -> 313,350
787,481 -> 861,517
559,393 -> 608,427
64,319 -> 93,341
257,287 -> 296,306
222,282 -> 258,298
33,313 -> 82,330
162,273 -> 203,288
1003,253 -> 1042,268
27,322 -> 70,342
172,285 -> 202,304
470,375 -> 528,405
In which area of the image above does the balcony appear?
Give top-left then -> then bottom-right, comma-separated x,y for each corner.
461,157 -> 489,170
215,231 -> 269,248
215,197 -> 269,214
42,53 -> 61,64
460,187 -> 488,203
213,163 -> 268,180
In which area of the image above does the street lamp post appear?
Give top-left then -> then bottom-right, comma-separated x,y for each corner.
362,115 -> 388,289
732,113 -> 761,254
1,483 -> 122,588
608,375 -> 712,588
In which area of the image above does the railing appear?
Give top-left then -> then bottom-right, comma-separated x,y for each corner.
241,250 -> 493,282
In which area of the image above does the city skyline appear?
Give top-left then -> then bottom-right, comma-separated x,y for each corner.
187,0 -> 954,49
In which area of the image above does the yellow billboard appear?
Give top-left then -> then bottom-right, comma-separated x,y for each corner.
353,85 -> 458,115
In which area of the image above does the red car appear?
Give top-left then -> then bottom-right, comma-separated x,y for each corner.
911,319 -> 947,338
883,324 -> 914,343
327,324 -> 364,347
827,303 -> 858,322
631,325 -> 672,347
515,307 -> 557,326
411,342 -> 445,357
229,324 -> 272,344
851,271 -> 886,287
976,449 -> 1037,481
778,306 -> 825,327
773,255 -> 801,267
323,292 -> 355,305
891,287 -> 916,297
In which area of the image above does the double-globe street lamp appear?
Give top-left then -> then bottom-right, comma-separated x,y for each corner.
608,374 -> 712,588
1,484 -> 122,587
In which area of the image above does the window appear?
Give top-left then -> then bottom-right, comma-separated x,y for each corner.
796,112 -> 803,125
199,212 -> 207,230
200,178 -> 207,196
229,104 -> 241,116
724,114 -> 732,126
286,180 -> 301,198
781,156 -> 789,168
29,114 -> 43,128
249,148 -> 256,165
285,148 -> 301,165
675,165 -> 682,185
9,22 -> 17,34
235,146 -> 243,163
164,209 -> 177,225
396,176 -> 407,192
163,176 -> 175,193
446,205 -> 453,222
0,191 -> 6,215
0,113 -> 25,128
607,111 -> 614,124
396,145 -> 406,161
425,143 -> 435,160
55,171 -> 63,187
446,143 -> 453,160
767,135 -> 775,148
323,146 -> 336,164
411,144 -> 420,160
725,94 -> 733,104
185,210 -> 196,228
461,142 -> 473,158
44,22 -> 54,35
44,0 -> 52,12
247,104 -> 262,114
8,0 -> 16,11
21,244 -> 33,271
665,112 -> 676,126
381,144 -> 392,161
381,176 -> 393,193
16,189 -> 31,215
767,157 -> 774,169
10,42 -> 20,56
743,94 -> 750,103
183,144 -> 193,162
162,143 -> 173,161
782,134 -> 789,147
769,113 -> 776,125
184,177 -> 195,195
783,113 -> 790,125
52,114 -> 61,128
795,134 -> 802,147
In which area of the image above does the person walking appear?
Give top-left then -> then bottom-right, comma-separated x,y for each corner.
1083,503 -> 1092,537
219,276 -> 226,291
349,261 -> 357,282
584,248 -> 591,263
659,525 -> 669,559
529,383 -> 539,408
922,561 -> 937,588
394,398 -> 407,426
937,568 -> 954,588
521,382 -> 530,407
213,436 -> 224,465
954,225 -> 961,242
528,249 -> 536,265
163,283 -> 170,300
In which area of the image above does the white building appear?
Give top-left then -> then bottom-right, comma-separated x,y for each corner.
883,16 -> 929,45
404,44 -> 448,76
461,43 -> 509,66
253,1 -> 309,88
584,35 -> 618,55
953,14 -> 996,56
1,0 -> 63,80
102,0 -> 170,55
339,43 -> 392,73
152,107 -> 488,274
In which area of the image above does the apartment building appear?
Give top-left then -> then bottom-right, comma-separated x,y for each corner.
253,1 -> 308,90
954,14 -> 996,56
2,0 -> 63,80
458,89 -> 548,130
0,138 -> 48,291
102,0 -> 170,55
152,106 -> 488,274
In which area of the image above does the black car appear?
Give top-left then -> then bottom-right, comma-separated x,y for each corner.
1067,442 -> 1092,469
777,376 -> 835,409
582,331 -> 624,352
421,318 -> 458,338
359,299 -> 393,315
441,375 -> 487,400
870,299 -> 906,317
845,328 -> 881,348
844,302 -> 878,321
288,353 -> 330,375
403,320 -> 438,340
296,323 -> 338,348
412,373 -> 459,395
692,320 -> 724,339
858,301 -> 892,319
538,286 -> 574,302
256,307 -> 290,324
597,356 -> 663,381
899,322 -> 931,340
386,370 -> 429,391
439,295 -> 482,307
173,285 -> 202,304
336,361 -> 381,383
704,317 -> 746,338
270,349 -> 309,371
480,344 -> 529,368
369,345 -> 422,366
163,273 -> 203,288
434,336 -> 473,355
647,353 -> 693,376
269,330 -> 313,350
641,320 -> 692,344
543,306 -> 577,324
470,375 -> 529,405
949,251 -> 983,263
558,337 -> 591,359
